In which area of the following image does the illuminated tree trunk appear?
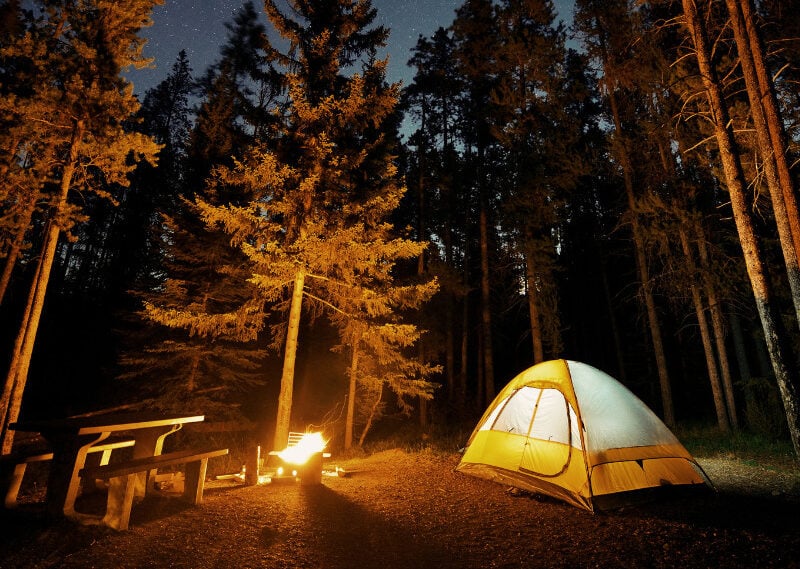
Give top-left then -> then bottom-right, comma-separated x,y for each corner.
738,0 -> 800,275
607,90 -> 675,426
682,0 -> 800,457
725,0 -> 800,325
0,122 -> 82,452
344,339 -> 359,450
273,269 -> 305,451
0,246 -> 42,451
358,383 -> 382,447
679,227 -> 729,431
0,191 -> 37,305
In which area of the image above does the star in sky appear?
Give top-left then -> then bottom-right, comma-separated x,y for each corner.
130,1 -> 574,98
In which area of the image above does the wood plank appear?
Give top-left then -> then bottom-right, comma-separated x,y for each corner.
10,412 -> 205,435
0,437 -> 135,465
80,447 -> 228,480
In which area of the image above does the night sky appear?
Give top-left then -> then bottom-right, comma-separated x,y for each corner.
127,0 -> 576,98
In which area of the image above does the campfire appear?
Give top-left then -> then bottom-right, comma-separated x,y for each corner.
219,431 -> 332,485
263,431 -> 330,485
276,432 -> 327,465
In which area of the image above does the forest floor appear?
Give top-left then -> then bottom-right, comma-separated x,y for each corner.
1,448 -> 799,569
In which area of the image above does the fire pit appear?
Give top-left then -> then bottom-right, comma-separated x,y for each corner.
266,432 -> 330,486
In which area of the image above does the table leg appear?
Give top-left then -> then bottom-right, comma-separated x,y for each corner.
46,432 -> 111,518
131,424 -> 182,498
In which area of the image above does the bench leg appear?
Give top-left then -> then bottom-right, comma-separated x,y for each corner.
183,458 -> 208,505
1,463 -> 27,509
102,474 -> 137,530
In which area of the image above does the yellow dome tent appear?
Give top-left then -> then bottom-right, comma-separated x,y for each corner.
456,359 -> 712,511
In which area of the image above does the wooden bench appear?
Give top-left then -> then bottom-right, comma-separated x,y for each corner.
1,436 -> 135,508
79,446 -> 228,530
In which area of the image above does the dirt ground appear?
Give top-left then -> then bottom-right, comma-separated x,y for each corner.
1,449 -> 799,569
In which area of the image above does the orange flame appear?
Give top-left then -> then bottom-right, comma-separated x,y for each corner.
277,432 -> 327,465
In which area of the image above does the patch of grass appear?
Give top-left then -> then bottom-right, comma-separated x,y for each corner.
675,423 -> 798,471
360,420 -> 473,457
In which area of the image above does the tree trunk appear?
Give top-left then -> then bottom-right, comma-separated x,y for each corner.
479,204 -> 495,404
273,269 -> 305,451
695,219 -> 739,428
0,247 -> 43,450
445,292 -> 456,402
601,259 -> 627,383
358,382 -> 383,447
459,220 -> 470,412
725,0 -> 800,325
344,339 -> 359,450
679,227 -> 729,431
0,121 -> 83,453
444,173 -> 456,403
738,0 -> 800,269
682,0 -> 800,458
459,286 -> 469,411
607,90 -> 675,426
729,311 -> 752,384
524,245 -> 544,363
0,191 -> 37,305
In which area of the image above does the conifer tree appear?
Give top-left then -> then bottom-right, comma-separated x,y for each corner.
680,0 -> 800,457
127,7 -> 280,419
403,28 -> 466,407
574,0 -> 676,425
452,0 -> 502,406
490,0 -> 572,363
0,0 -> 161,451
110,50 -> 196,292
196,0 -> 437,450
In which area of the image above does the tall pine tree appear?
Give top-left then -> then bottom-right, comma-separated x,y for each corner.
196,0 -> 437,450
0,0 -> 161,451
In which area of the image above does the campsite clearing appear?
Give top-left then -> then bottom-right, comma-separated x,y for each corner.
1,447 -> 798,568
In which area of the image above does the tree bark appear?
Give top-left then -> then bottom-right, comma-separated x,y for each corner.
524,244 -> 545,363
273,269 -> 305,451
695,219 -> 739,428
729,311 -> 751,385
357,382 -> 382,447
601,253 -> 627,383
0,246 -> 43,451
0,121 -> 83,453
459,284 -> 469,411
725,0 -> 800,325
344,339 -> 359,450
0,191 -> 37,305
479,204 -> 495,404
738,0 -> 800,269
679,227 -> 729,431
682,0 -> 800,457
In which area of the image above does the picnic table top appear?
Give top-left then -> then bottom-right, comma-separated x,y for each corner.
10,412 -> 205,435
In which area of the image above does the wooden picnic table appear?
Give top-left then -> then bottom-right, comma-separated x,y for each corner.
9,412 -> 204,519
